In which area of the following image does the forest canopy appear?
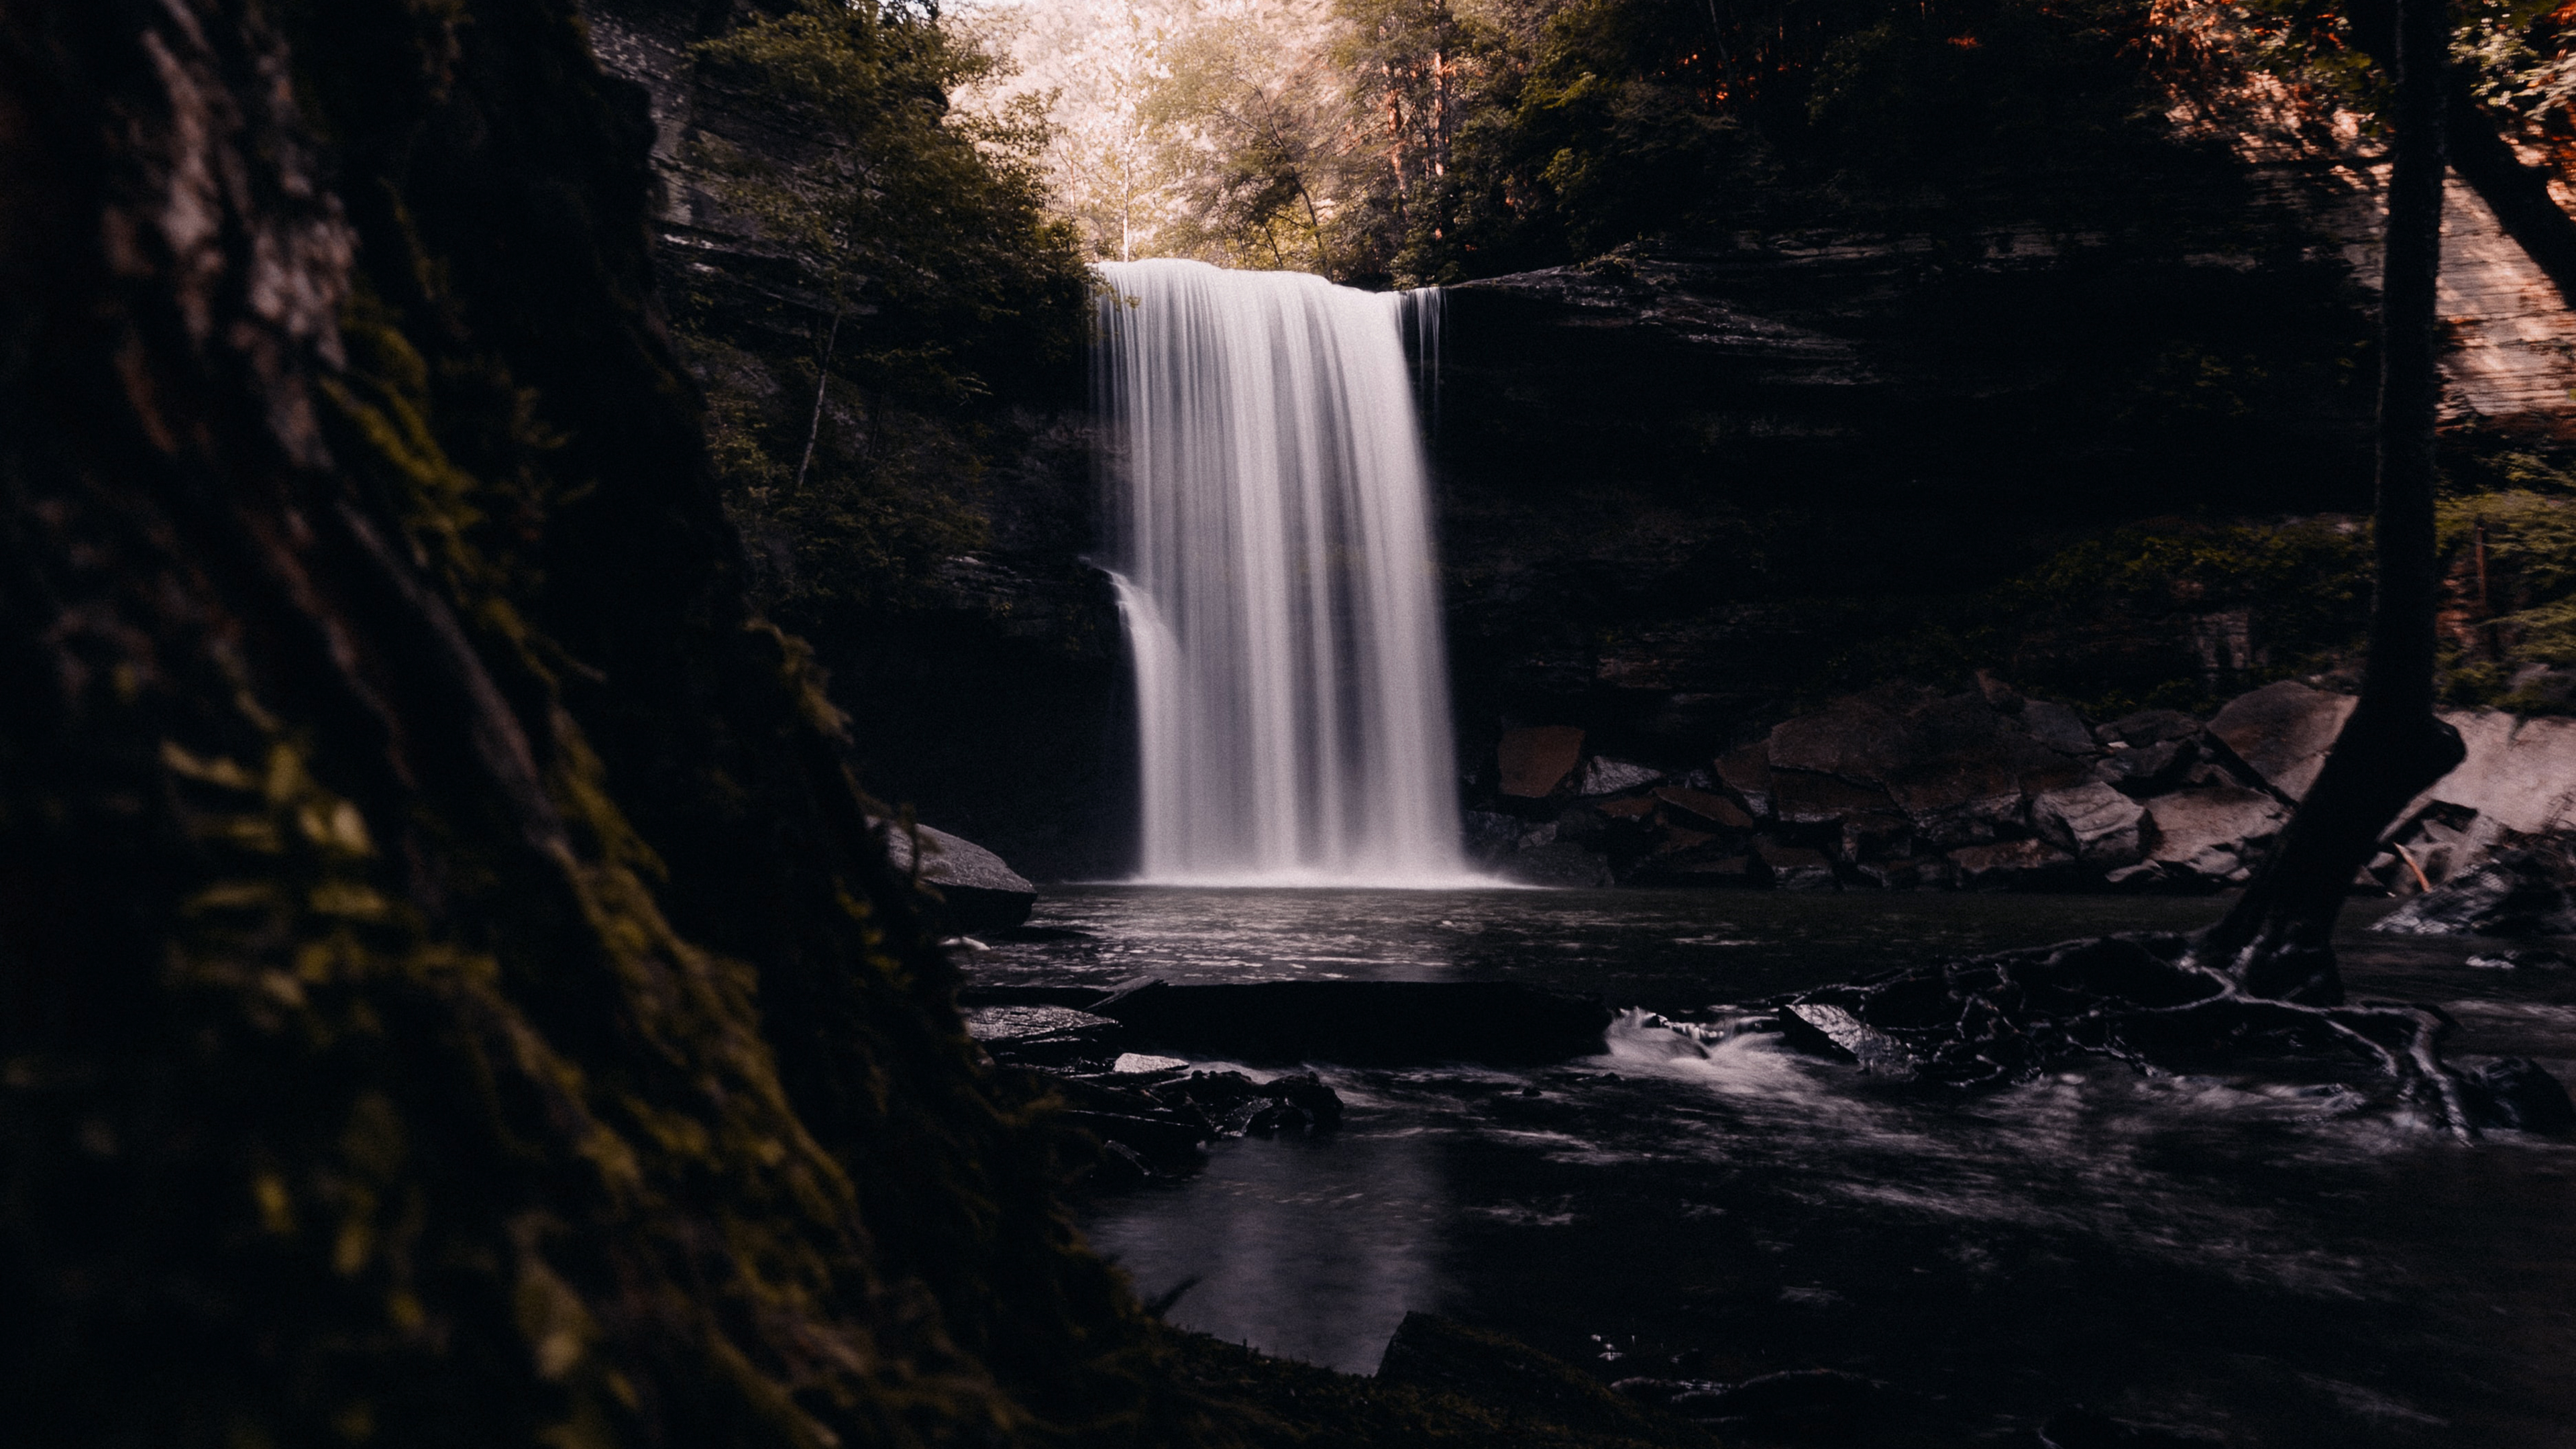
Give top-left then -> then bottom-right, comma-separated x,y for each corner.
961,0 -> 2576,286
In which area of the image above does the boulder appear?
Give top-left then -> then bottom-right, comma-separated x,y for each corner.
1759,841 -> 1839,891
1576,756 -> 1665,795
1837,810 -> 1913,863
1498,724 -> 1585,798
1771,767 -> 1901,827
2092,736 -> 2200,796
1713,740 -> 1775,818
1628,851 -> 1758,887
1462,809 -> 1521,863
1768,686 -> 2088,847
2370,848 -> 2576,936
2096,708 -> 2203,749
2020,698 -> 2098,755
1654,784 -> 1754,832
1948,837 -> 2080,890
2208,680 -> 2354,800
2461,1057 -> 2576,1132
1503,840 -> 1615,888
2402,708 -> 2576,836
2140,786 -> 2291,885
2031,783 -> 2149,868
885,822 -> 1038,930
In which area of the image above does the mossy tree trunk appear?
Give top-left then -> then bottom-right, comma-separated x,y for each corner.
0,3 -> 1155,1445
2190,0 -> 2467,1002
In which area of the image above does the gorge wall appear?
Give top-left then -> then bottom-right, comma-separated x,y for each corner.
586,0 -> 2576,883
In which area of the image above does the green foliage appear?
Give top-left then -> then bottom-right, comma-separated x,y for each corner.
694,0 -> 1090,409
1829,518 -> 2375,718
2434,487 -> 2576,703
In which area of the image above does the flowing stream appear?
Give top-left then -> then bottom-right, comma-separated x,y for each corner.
972,890 -> 2576,1448
1094,260 -> 1468,885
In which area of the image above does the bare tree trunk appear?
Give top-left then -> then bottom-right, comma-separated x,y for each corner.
2190,0 -> 2465,1002
794,308 -> 841,492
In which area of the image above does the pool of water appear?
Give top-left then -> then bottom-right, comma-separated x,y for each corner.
967,888 -> 2576,1448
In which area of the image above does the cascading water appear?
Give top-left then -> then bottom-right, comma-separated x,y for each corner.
1095,258 -> 1472,886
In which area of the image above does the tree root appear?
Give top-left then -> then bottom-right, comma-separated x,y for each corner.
1772,934 -> 2485,1139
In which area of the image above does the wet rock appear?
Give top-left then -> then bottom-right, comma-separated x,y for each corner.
1654,784 -> 1754,833
1095,1140 -> 1153,1181
1759,841 -> 1839,891
1780,1003 -> 1919,1076
1666,1368 -> 1887,1425
963,1004 -> 1121,1068
2481,947 -> 2574,969
2140,786 -> 2291,886
2461,1057 -> 2576,1132
1577,756 -> 1665,796
2094,737 -> 2200,795
2208,680 -> 2355,800
1949,837 -> 2081,890
1159,1068 -> 1347,1136
1552,802 -> 1611,845
1772,768 -> 1902,828
1837,810 -> 1914,864
1091,979 -> 1615,1065
1505,839 -> 1616,887
1462,809 -> 1521,864
1377,1313 -> 1682,1441
1498,724 -> 1586,798
1628,850 -> 1759,887
2032,783 -> 2150,868
1714,740 -> 1775,818
2371,847 -> 2576,936
2097,708 -> 2204,749
2041,1407 -> 2228,1448
1768,686 -> 2096,848
884,822 -> 1038,930
2021,698 -> 2098,755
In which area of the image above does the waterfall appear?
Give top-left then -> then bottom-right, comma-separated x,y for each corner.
1095,259 -> 1471,886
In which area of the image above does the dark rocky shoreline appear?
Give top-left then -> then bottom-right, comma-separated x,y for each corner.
1470,676 -> 2576,902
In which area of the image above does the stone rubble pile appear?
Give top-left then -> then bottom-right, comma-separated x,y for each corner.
1471,678 -> 2576,895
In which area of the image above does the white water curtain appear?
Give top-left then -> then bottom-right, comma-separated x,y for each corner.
1097,259 -> 1468,885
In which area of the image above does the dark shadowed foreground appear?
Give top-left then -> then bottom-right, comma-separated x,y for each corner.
0,5 -> 1703,1448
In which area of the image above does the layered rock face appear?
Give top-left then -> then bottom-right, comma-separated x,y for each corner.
582,0 -> 1130,881
1430,156 -> 2576,780
1474,678 -> 2576,895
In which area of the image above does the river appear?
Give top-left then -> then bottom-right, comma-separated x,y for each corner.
967,888 -> 2576,1448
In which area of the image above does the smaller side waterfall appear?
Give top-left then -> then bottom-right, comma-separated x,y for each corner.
1097,259 -> 1473,886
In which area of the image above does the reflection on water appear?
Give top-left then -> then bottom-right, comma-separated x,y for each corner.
1087,1106 -> 1444,1371
979,888 -> 2576,1447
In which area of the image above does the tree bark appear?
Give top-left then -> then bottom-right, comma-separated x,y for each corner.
2190,0 -> 2466,1002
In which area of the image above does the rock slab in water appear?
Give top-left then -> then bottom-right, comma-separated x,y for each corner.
2371,848 -> 2576,936
2462,1057 -> 2576,1132
1095,980 -> 1613,1065
884,821 -> 1038,930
